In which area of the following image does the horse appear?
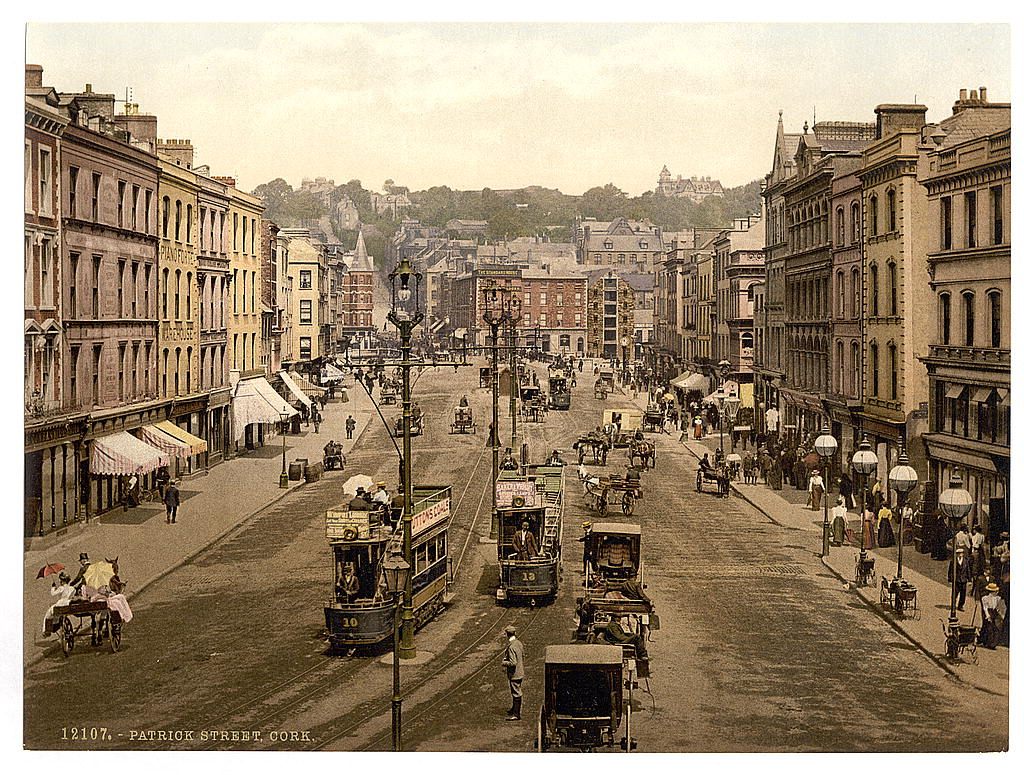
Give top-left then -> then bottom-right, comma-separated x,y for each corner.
628,439 -> 656,471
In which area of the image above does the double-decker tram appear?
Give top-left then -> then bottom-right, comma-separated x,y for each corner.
547,358 -> 572,410
323,484 -> 452,650
495,464 -> 564,605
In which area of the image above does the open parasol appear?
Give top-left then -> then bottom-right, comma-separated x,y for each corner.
342,474 -> 375,497
36,562 -> 65,579
84,560 -> 116,590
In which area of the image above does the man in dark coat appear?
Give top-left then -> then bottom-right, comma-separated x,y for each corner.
345,415 -> 356,440
948,548 -> 973,611
163,480 -> 180,524
512,521 -> 539,560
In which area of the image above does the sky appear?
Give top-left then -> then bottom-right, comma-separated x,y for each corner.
22,19 -> 1012,197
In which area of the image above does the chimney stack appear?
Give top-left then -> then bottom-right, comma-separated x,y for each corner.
960,88 -> 968,100
25,64 -> 43,89
874,104 -> 928,139
979,86 -> 987,101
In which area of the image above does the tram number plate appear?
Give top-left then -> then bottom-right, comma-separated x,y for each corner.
520,571 -> 537,582
339,617 -> 359,628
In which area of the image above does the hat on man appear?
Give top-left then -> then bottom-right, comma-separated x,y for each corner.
504,625 -> 516,636
79,552 -> 89,562
1000,532 -> 1009,538
376,481 -> 387,487
582,521 -> 592,528
986,582 -> 1000,593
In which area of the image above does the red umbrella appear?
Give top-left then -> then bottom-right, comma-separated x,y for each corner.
36,562 -> 65,579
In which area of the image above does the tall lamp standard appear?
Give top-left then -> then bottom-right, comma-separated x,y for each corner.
724,389 -> 741,455
382,552 -> 411,752
278,411 -> 290,488
506,296 -> 522,456
387,255 -> 423,660
814,423 -> 838,557
938,469 -> 973,652
851,436 -> 878,584
483,282 -> 512,541
888,444 -> 919,581
715,387 -> 726,461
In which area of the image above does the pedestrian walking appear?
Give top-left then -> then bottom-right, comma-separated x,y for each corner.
313,411 -> 321,434
164,479 -> 180,524
948,548 -> 973,611
980,582 -> 1007,649
345,415 -> 356,440
807,469 -> 824,511
830,497 -> 847,546
970,523 -> 986,571
501,625 -> 525,721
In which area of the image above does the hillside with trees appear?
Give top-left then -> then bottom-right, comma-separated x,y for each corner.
252,176 -> 764,257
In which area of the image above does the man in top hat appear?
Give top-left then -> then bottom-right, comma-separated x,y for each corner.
980,582 -> 1007,649
70,553 -> 91,592
501,625 -> 525,720
948,547 -> 973,611
501,448 -> 519,471
513,521 -> 539,560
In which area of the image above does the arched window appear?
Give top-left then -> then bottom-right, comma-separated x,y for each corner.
988,290 -> 1002,348
174,269 -> 181,320
851,202 -> 860,243
186,346 -> 192,394
888,342 -> 898,399
962,291 -> 975,346
869,342 -> 879,396
186,204 -> 193,244
174,347 -> 181,396
174,200 -> 182,241
888,261 -> 898,316
869,264 -> 879,316
162,348 -> 169,396
161,196 -> 170,239
851,268 -> 860,318
837,270 -> 846,318
939,293 -> 951,345
836,207 -> 845,246
868,195 -> 878,236
851,341 -> 860,398
186,272 -> 192,320
886,188 -> 897,232
162,268 -> 169,319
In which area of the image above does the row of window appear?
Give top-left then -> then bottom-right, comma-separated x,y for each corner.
939,186 -> 1005,251
68,340 -> 154,408
933,381 -> 1008,446
231,332 -> 259,373
523,312 -> 582,327
66,165 -> 154,233
66,252 -> 154,321
937,289 -> 1002,349
231,268 -> 259,315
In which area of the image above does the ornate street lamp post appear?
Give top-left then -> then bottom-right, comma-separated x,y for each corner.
938,469 -> 973,653
851,436 -> 878,585
483,282 -> 512,541
382,552 -> 411,751
814,423 -> 838,557
387,255 -> 423,660
888,444 -> 918,581
279,411 -> 290,488
506,296 -> 522,456
724,389 -> 740,455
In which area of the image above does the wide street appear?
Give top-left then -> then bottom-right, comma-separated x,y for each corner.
23,362 -> 1008,752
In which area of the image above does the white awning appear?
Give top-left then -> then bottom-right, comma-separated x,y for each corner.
681,373 -> 710,392
670,371 -> 692,388
703,380 -> 739,405
279,371 -> 313,410
232,377 -> 297,441
137,424 -> 191,459
321,363 -> 345,383
90,431 -> 170,476
454,328 -> 468,340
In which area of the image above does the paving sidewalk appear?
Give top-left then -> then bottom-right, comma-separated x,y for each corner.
678,438 -> 1009,697
23,380 -> 377,668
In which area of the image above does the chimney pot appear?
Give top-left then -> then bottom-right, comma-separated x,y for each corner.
979,86 -> 987,101
960,88 -> 968,100
970,89 -> 978,100
85,83 -> 92,93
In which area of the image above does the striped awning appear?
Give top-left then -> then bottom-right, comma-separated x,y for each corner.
137,424 -> 191,459
279,370 -> 313,410
293,372 -> 326,398
90,431 -> 170,476
155,420 -> 207,455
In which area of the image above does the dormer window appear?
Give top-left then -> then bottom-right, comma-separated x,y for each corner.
603,239 -> 613,250
639,240 -> 649,249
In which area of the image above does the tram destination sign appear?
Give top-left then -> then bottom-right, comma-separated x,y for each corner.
412,497 -> 451,535
496,480 -> 538,508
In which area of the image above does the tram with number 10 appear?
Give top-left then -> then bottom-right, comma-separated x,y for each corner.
496,464 -> 564,605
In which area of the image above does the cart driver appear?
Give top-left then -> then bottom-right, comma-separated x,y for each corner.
337,563 -> 360,603
599,612 -> 648,661
699,453 -> 713,473
70,553 -> 91,592
459,395 -> 469,407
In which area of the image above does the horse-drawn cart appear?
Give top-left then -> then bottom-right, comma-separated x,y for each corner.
584,475 -> 642,517
574,434 -> 610,466
47,599 -> 125,657
450,406 -> 477,434
379,383 -> 397,405
696,466 -> 730,496
641,407 -> 663,434
627,438 -> 656,471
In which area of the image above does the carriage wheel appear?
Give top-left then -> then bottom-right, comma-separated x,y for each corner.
60,617 -> 74,657
622,491 -> 635,516
110,622 -> 122,653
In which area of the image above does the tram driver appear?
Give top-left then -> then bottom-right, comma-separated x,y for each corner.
336,563 -> 360,603
513,520 -> 539,560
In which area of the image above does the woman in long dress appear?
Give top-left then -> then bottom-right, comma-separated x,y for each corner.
876,502 -> 895,547
830,498 -> 847,545
861,508 -> 876,550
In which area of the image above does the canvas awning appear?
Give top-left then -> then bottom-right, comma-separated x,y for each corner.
154,420 -> 207,455
670,372 -> 692,388
454,328 -> 468,340
944,384 -> 966,400
90,431 -> 170,476
137,424 -> 190,459
673,372 -> 709,393
279,370 -> 313,410
232,377 -> 298,441
321,363 -> 345,383
292,372 -> 326,398
703,380 -> 739,405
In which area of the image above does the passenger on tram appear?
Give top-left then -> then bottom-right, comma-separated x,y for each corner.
547,449 -> 564,466
501,448 -> 519,471
513,520 -> 539,560
459,395 -> 469,407
349,487 -> 372,511
336,564 -> 360,603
